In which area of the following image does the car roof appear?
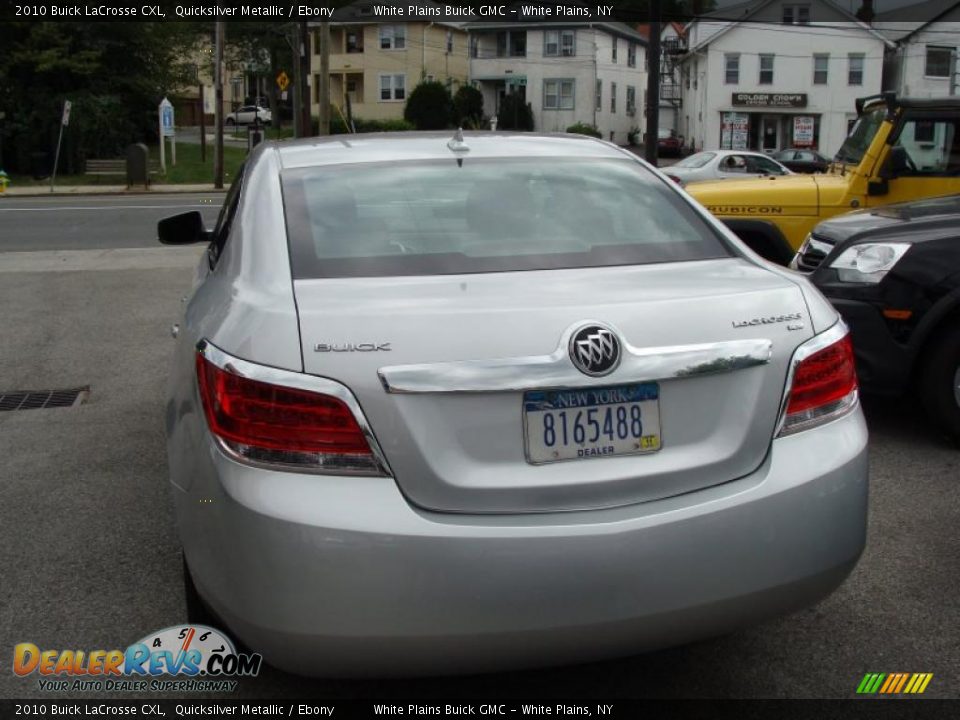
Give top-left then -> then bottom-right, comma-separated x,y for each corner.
714,150 -> 777,157
273,132 -> 634,169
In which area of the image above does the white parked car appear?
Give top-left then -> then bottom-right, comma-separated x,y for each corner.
226,105 -> 272,126
664,150 -> 793,186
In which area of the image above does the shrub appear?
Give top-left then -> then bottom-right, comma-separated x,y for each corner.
323,113 -> 415,135
403,81 -> 454,130
497,94 -> 534,131
453,85 -> 484,127
566,122 -> 602,138
357,118 -> 415,132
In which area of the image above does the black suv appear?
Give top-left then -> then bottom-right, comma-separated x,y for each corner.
792,194 -> 960,442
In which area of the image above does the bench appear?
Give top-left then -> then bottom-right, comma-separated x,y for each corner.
85,158 -> 161,186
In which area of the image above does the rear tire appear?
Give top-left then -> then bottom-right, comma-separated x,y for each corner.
919,326 -> 960,445
736,231 -> 795,266
225,117 -> 235,126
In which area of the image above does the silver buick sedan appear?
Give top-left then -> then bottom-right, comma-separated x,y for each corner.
160,132 -> 868,677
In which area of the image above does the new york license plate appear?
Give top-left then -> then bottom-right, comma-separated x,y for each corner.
523,383 -> 662,464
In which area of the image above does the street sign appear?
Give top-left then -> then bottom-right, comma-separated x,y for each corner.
276,71 -> 290,92
52,100 -> 72,191
159,98 -> 175,137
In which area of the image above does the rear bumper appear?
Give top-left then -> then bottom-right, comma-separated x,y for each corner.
172,409 -> 868,677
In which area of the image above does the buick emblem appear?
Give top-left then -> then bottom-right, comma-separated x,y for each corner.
569,324 -> 621,377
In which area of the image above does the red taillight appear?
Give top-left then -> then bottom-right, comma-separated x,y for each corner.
196,352 -> 377,470
667,174 -> 683,185
780,333 -> 858,435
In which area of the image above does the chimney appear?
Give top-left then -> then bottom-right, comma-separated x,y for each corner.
856,0 -> 874,23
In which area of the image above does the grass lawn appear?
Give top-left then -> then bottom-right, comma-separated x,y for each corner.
5,141 -> 248,187
156,142 -> 247,185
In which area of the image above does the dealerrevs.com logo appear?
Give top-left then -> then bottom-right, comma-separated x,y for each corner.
13,625 -> 262,693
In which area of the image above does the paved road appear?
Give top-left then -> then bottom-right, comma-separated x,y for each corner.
0,194 -> 223,252
0,200 -> 957,702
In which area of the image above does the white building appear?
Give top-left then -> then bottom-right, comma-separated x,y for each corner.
467,18 -> 648,144
679,0 -> 893,156
875,0 -> 960,97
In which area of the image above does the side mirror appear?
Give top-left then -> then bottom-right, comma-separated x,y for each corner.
158,211 -> 211,245
868,178 -> 889,196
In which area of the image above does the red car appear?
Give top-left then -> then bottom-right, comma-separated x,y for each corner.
657,129 -> 683,157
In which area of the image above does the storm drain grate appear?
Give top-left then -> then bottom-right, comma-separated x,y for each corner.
0,386 -> 89,412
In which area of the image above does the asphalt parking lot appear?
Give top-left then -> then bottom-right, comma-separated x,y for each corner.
0,195 -> 957,701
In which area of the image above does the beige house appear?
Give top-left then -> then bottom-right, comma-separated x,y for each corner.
171,38 -> 247,127
311,0 -> 469,122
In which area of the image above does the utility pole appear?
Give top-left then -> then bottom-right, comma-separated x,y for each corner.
301,23 -> 313,136
645,0 -> 662,165
214,21 -> 224,189
951,49 -> 956,95
199,79 -> 206,163
318,23 -> 330,135
300,22 -> 312,136
291,23 -> 302,137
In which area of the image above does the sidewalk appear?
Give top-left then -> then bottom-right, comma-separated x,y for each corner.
0,183 -> 225,197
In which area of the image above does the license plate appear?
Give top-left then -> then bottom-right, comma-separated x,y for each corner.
523,383 -> 662,464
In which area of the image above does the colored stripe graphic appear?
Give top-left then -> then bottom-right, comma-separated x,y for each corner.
879,674 -> 897,693
857,673 -> 933,695
857,673 -> 885,694
893,674 -> 910,693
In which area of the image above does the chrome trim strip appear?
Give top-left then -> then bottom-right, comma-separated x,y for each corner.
378,327 -> 773,394
774,319 -> 858,437
196,339 -> 393,477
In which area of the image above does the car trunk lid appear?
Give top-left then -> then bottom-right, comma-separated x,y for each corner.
294,258 -> 811,514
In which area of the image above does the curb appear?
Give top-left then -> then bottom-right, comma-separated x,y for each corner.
1,186 -> 228,198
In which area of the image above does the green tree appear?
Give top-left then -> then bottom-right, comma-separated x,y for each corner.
403,81 -> 454,130
453,85 -> 484,128
0,22 -> 201,174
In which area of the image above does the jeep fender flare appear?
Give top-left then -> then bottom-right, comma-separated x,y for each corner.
720,219 -> 797,266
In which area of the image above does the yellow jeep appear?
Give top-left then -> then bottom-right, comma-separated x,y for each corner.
686,93 -> 960,264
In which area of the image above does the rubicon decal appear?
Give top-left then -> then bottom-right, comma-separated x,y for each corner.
13,625 -> 261,682
856,673 -> 933,695
708,206 -> 785,214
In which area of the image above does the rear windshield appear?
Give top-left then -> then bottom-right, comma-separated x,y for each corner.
281,157 -> 730,279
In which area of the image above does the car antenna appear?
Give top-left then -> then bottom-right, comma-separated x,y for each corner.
448,128 -> 470,167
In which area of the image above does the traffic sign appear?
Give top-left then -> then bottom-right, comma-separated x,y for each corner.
61,100 -> 72,127
276,71 -> 290,92
159,97 -> 175,137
